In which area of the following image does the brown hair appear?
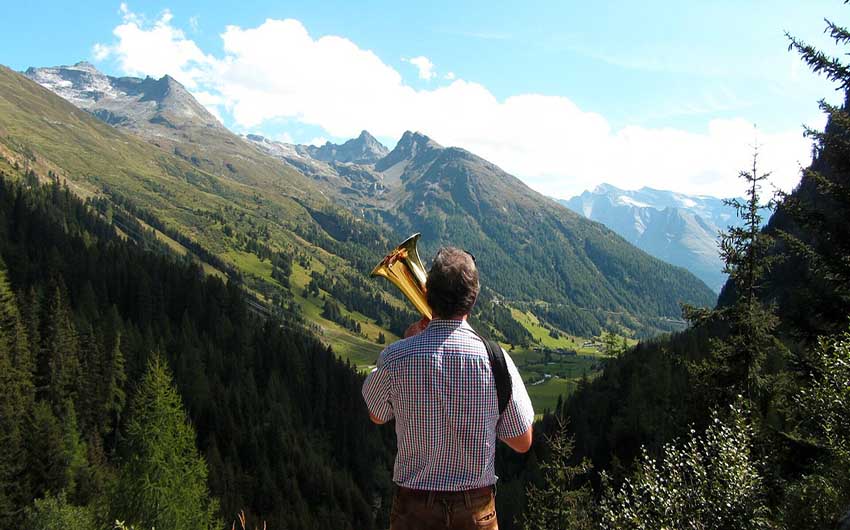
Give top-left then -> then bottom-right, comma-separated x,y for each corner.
426,247 -> 479,319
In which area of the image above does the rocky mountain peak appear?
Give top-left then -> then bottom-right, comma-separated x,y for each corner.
356,129 -> 378,143
71,60 -> 99,72
592,182 -> 622,195
306,129 -> 389,164
374,130 -> 441,171
25,62 -> 114,105
396,130 -> 441,152
24,62 -> 222,134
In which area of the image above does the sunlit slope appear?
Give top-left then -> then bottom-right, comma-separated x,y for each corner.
0,65 -> 391,358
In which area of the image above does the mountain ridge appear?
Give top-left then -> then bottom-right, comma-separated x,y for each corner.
561,184 -> 744,292
246,124 -> 718,335
306,130 -> 389,164
8,61 -> 716,340
365,131 -> 717,334
25,62 -> 223,136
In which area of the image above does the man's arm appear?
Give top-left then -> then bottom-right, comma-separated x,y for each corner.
496,351 -> 535,453
362,355 -> 394,424
369,413 -> 388,425
501,425 -> 533,453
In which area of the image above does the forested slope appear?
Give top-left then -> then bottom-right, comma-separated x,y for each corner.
0,172 -> 396,529
531,21 -> 850,529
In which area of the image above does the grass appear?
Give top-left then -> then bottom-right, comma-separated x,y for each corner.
290,262 -> 388,371
509,307 -> 603,355
503,308 -> 620,412
526,377 -> 577,416
224,250 -> 274,280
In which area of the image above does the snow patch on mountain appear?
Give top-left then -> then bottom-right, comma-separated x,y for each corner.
618,195 -> 651,208
24,62 -> 223,139
560,183 -> 748,292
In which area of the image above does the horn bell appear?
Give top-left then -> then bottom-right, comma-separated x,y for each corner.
371,233 -> 433,320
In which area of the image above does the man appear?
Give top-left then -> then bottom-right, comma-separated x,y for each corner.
362,247 -> 535,530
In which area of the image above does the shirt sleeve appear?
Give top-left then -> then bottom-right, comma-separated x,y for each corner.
362,353 -> 394,423
496,351 -> 534,439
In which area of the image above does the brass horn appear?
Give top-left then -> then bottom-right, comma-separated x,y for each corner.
371,233 -> 432,319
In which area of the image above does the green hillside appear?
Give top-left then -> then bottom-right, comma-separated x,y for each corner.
0,65 -> 401,362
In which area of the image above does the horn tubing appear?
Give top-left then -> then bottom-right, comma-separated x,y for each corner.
371,233 -> 433,320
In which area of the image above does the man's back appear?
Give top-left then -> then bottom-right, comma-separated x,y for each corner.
363,319 -> 534,491
363,246 -> 534,529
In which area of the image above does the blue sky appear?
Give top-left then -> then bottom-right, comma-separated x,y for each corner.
3,1 -> 848,198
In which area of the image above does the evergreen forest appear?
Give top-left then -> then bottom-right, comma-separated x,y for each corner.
0,174 -> 397,529
517,16 -> 850,530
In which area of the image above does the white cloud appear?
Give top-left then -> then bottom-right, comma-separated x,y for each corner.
189,15 -> 199,32
276,131 -> 294,143
96,7 -> 213,89
404,56 -> 436,81
92,43 -> 111,61
444,71 -> 456,80
93,9 -> 815,198
307,136 -> 328,146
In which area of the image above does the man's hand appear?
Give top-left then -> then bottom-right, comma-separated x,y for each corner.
404,317 -> 430,338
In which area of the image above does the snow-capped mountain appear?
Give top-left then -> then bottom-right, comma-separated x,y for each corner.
25,61 -> 223,139
561,184 -> 745,292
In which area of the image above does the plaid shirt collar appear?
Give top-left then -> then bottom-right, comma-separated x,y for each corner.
426,318 -> 471,332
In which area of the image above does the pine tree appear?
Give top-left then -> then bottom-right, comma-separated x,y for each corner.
780,21 -> 850,336
775,17 -> 850,527
38,286 -> 81,409
685,149 -> 787,409
102,331 -> 127,441
522,420 -> 595,530
77,324 -> 103,431
20,286 -> 41,369
0,258 -> 32,525
27,401 -> 69,499
60,400 -> 89,504
112,355 -> 217,530
0,258 -> 32,382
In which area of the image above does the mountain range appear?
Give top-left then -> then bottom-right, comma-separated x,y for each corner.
250,126 -> 717,335
7,62 -> 716,352
561,184 -> 744,292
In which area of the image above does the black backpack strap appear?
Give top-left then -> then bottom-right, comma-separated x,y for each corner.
470,328 -> 513,415
485,338 -> 513,415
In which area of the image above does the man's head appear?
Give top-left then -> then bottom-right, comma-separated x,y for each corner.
426,247 -> 479,319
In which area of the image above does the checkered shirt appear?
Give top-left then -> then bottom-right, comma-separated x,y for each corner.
362,319 -> 535,491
